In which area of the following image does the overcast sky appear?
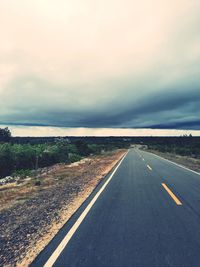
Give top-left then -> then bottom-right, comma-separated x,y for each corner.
0,0 -> 200,136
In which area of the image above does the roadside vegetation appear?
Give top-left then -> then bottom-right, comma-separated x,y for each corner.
0,127 -> 199,180
0,128 -> 128,266
146,135 -> 200,158
0,127 -> 128,179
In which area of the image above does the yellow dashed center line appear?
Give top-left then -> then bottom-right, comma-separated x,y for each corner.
162,183 -> 182,206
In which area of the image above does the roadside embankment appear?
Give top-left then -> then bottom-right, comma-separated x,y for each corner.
0,149 -> 126,267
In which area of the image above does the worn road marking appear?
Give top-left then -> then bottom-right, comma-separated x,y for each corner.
44,150 -> 129,267
162,183 -> 182,205
147,165 -> 152,171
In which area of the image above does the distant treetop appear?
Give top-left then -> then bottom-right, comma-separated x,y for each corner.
0,127 -> 11,142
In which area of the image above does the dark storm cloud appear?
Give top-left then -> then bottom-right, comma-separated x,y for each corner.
71,85 -> 200,129
0,75 -> 199,130
147,120 -> 200,130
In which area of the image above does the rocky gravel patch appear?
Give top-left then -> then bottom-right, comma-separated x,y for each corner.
0,183 -> 78,266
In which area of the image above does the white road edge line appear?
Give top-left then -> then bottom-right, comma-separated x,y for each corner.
146,151 -> 200,176
44,150 -> 129,267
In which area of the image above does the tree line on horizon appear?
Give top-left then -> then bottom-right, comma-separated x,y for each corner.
0,127 -> 126,178
0,127 -> 199,178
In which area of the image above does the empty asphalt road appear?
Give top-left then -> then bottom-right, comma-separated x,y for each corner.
31,149 -> 200,267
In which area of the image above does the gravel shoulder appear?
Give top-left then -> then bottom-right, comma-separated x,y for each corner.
147,150 -> 200,173
0,149 -> 126,267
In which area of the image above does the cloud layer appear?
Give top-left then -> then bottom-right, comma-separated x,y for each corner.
0,0 -> 200,130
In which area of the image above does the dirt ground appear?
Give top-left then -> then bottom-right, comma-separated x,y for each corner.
148,150 -> 200,173
0,149 -> 126,267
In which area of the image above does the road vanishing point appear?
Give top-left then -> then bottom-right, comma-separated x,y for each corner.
31,148 -> 200,267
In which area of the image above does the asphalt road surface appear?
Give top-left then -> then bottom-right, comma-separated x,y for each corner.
31,149 -> 200,267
